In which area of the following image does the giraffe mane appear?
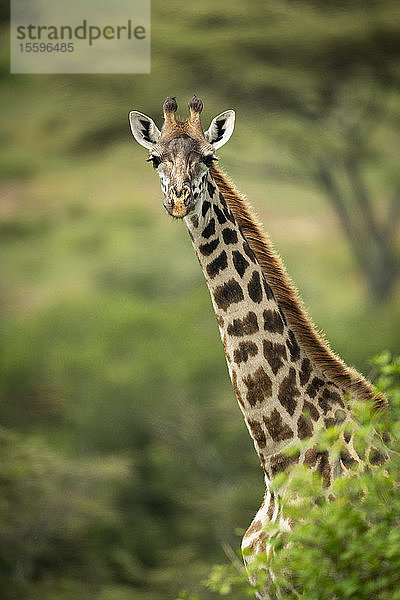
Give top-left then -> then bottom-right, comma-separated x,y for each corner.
210,165 -> 388,412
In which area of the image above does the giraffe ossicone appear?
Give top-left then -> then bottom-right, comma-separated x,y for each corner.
129,96 -> 387,597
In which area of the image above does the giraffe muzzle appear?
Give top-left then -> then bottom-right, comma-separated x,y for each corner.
165,184 -> 194,218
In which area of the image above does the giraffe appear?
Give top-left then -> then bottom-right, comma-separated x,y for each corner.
129,96 -> 388,597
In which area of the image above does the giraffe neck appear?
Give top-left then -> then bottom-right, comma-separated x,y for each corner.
184,171 -> 351,480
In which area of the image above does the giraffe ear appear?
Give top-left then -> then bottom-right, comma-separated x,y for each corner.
204,110 -> 235,150
129,111 -> 161,149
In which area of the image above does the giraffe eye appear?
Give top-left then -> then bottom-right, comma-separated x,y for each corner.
147,155 -> 161,169
203,155 -> 217,168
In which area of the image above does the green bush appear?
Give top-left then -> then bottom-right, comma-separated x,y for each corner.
0,427 -> 130,600
203,353 -> 400,599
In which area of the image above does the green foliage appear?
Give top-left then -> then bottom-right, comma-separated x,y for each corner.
206,354 -> 400,599
0,427 -> 130,600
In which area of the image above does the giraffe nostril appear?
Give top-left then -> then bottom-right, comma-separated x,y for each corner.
169,184 -> 192,205
176,185 -> 190,197
182,187 -> 191,200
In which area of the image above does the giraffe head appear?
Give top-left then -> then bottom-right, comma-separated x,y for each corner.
129,96 -> 235,218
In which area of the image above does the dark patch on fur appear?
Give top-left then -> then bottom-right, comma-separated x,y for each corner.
263,309 -> 284,334
234,341 -> 258,365
270,451 -> 299,476
199,238 -> 219,256
219,193 -> 235,223
243,240 -> 257,263
222,228 -> 238,245
207,181 -> 216,197
306,377 -> 325,399
286,329 -> 300,362
248,271 -> 263,303
267,494 -> 275,520
232,250 -> 249,278
213,204 -> 227,225
303,399 -> 320,421
318,395 -> 330,414
206,250 -> 228,279
304,447 -> 319,468
248,420 -> 267,449
264,409 -> 294,443
227,311 -> 259,337
278,367 -> 300,416
340,448 -> 357,469
202,218 -> 215,239
304,448 -> 330,485
263,340 -> 287,375
318,451 -> 331,486
297,415 -> 313,440
299,358 -> 312,386
224,209 -> 236,224
213,278 -> 244,311
368,447 -> 387,466
263,278 -> 274,301
322,387 -> 344,408
202,200 -> 211,217
243,367 -> 272,407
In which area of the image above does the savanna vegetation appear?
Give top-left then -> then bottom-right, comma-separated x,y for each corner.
0,1 -> 399,598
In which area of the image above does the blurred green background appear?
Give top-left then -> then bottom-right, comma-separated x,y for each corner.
0,1 -> 399,598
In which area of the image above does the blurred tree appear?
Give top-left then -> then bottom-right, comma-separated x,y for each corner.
0,427 -> 130,600
157,0 -> 400,300
255,0 -> 400,301
250,0 -> 400,301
